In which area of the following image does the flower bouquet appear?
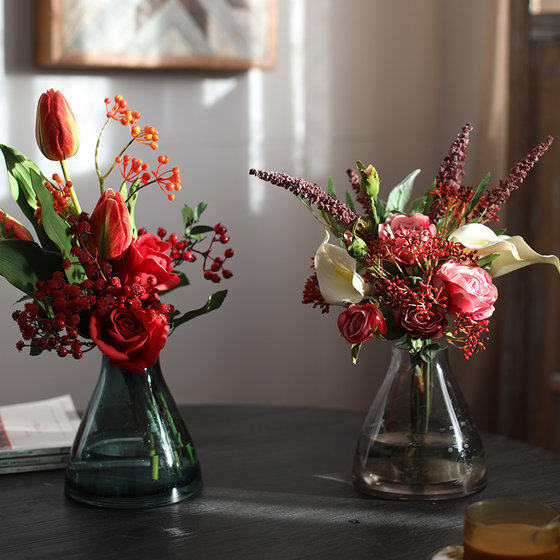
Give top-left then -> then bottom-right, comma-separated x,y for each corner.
250,124 -> 559,499
0,90 -> 233,507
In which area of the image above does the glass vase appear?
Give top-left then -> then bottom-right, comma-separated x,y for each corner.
65,355 -> 202,508
352,340 -> 487,500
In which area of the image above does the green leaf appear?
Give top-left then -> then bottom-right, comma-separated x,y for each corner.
408,196 -> 428,215
0,145 -> 58,252
386,169 -> 420,214
182,205 -> 194,226
190,225 -> 214,235
327,177 -> 338,200
171,290 -> 228,331
29,341 -> 47,356
422,180 -> 437,215
193,201 -> 208,223
476,252 -> 501,270
160,271 -> 189,294
467,172 -> 490,216
0,239 -> 62,296
126,179 -> 140,237
28,170 -> 85,285
345,190 -> 356,214
417,342 -> 442,364
373,197 -> 387,224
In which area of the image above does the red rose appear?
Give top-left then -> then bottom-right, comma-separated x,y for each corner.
337,303 -> 387,344
433,261 -> 498,320
90,307 -> 169,373
395,305 -> 447,339
116,234 -> 180,298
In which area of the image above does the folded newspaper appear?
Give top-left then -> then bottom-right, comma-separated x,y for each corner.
0,395 -> 80,474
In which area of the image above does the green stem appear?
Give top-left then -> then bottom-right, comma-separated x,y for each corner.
95,118 -> 134,193
60,159 -> 81,215
409,338 -> 434,436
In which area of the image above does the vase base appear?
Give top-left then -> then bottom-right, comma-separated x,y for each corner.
352,431 -> 488,501
64,479 -> 202,509
352,476 -> 486,501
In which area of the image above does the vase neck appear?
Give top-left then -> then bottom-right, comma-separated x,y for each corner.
100,354 -> 162,378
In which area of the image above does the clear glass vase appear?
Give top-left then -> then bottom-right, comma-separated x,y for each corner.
352,340 -> 487,500
65,355 -> 202,508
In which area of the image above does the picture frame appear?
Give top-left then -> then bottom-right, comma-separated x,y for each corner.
34,0 -> 277,71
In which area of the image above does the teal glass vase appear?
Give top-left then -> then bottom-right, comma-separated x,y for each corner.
65,355 -> 202,508
352,340 -> 487,500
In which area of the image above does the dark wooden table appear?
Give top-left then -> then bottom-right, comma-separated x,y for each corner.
0,405 -> 559,559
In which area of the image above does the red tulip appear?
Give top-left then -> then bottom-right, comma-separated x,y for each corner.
0,210 -> 33,241
89,189 -> 133,260
35,89 -> 80,161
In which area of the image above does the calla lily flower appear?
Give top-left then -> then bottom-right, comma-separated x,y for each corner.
488,235 -> 560,278
450,223 -> 560,278
314,231 -> 367,305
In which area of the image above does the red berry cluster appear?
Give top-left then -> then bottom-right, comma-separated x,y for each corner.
151,223 -> 234,284
13,214 -> 173,359
302,271 -> 330,314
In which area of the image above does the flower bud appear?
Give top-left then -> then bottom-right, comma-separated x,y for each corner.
35,89 -> 80,161
0,210 -> 33,241
90,189 -> 133,260
347,236 -> 368,259
356,161 -> 380,198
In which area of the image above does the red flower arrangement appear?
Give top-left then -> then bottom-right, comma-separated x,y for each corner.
0,90 -> 233,373
250,124 -> 559,362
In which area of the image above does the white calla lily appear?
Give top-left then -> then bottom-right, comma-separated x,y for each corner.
450,223 -> 560,278
450,223 -> 521,258
488,235 -> 560,278
314,231 -> 366,305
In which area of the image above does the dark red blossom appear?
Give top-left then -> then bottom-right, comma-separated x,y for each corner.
428,124 -> 472,223
249,168 -> 358,228
346,168 -> 372,215
476,136 -> 553,217
302,272 -> 330,314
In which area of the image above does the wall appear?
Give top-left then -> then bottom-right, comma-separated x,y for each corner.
0,0 -> 494,411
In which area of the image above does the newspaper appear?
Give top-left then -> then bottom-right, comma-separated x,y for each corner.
0,395 -> 80,473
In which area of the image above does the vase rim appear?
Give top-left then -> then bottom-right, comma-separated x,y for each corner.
393,338 -> 449,352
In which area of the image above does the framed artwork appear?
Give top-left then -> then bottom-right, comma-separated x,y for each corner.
34,0 -> 277,71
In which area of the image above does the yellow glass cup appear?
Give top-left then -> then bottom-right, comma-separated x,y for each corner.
463,499 -> 560,560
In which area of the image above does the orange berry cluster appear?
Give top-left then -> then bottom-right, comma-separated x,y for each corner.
106,94 -> 180,201
33,174 -> 73,225
105,94 -> 158,150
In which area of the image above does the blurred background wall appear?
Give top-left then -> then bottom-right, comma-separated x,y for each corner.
0,1 -> 510,417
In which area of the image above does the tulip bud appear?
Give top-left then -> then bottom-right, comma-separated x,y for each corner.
35,89 -> 80,161
90,189 -> 133,260
356,161 -> 380,198
0,210 -> 33,241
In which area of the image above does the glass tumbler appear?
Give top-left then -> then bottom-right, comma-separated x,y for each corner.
463,499 -> 560,560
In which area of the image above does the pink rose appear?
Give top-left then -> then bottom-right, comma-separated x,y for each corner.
395,305 -> 447,339
337,303 -> 387,344
115,234 -> 180,298
433,261 -> 498,320
90,307 -> 169,373
378,213 -> 437,265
